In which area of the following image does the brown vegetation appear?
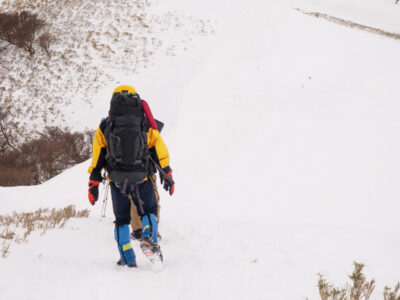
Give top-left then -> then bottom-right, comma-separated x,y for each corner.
38,32 -> 54,56
0,11 -> 48,55
0,126 -> 94,186
295,8 -> 400,41
0,205 -> 90,258
315,262 -> 399,300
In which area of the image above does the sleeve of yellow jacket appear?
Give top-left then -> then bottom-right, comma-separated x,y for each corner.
87,125 -> 107,182
147,127 -> 170,169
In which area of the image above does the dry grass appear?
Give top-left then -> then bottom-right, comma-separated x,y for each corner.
0,205 -> 89,258
1,240 -> 10,258
316,262 -> 399,300
384,283 -> 400,300
295,8 -> 400,41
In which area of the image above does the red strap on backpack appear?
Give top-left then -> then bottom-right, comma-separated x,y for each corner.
141,100 -> 158,131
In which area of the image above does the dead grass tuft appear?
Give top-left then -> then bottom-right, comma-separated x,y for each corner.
384,283 -> 400,300
316,262 -> 399,300
0,205 -> 90,258
1,241 -> 10,258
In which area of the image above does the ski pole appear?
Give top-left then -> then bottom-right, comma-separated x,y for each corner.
100,181 -> 110,220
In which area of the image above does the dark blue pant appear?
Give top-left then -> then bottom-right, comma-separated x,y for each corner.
110,180 -> 158,225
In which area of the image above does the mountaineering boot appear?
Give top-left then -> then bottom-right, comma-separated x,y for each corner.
131,228 -> 162,241
130,228 -> 143,240
114,224 -> 136,267
117,259 -> 137,268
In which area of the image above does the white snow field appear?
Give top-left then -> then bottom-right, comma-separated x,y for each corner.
1,0 -> 400,299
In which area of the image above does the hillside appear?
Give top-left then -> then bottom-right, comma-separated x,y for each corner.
1,0 -> 400,299
0,0 -> 213,145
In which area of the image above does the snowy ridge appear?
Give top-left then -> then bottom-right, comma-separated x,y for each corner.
1,0 -> 400,299
292,0 -> 400,33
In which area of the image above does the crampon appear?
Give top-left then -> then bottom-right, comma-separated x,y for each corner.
140,237 -> 163,271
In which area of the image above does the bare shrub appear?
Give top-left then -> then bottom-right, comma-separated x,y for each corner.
348,263 -> 375,300
38,31 -> 54,56
14,11 -> 45,55
0,12 -> 18,44
0,161 -> 36,186
0,127 -> 95,186
0,11 -> 45,55
0,104 -> 19,153
318,274 -> 347,300
316,262 -> 398,300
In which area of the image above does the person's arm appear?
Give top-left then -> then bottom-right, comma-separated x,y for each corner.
142,100 -> 174,195
87,120 -> 108,205
147,128 -> 170,171
88,121 -> 108,181
147,128 -> 174,195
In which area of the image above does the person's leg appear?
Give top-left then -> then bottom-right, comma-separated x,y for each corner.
114,223 -> 136,266
151,174 -> 161,223
130,180 -> 158,243
150,174 -> 163,240
141,214 -> 158,243
111,182 -> 131,225
110,182 -> 136,266
131,175 -> 158,235
130,181 -> 163,262
130,200 -> 142,230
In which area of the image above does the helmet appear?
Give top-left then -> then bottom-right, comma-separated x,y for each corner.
113,84 -> 137,94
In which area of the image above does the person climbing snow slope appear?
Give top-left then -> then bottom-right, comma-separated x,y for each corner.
87,84 -> 174,267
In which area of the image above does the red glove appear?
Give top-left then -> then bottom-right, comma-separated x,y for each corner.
88,180 -> 100,205
160,170 -> 174,195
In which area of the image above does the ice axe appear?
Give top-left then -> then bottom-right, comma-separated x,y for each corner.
149,156 -> 175,188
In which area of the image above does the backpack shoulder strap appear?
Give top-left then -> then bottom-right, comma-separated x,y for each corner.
100,117 -> 108,132
103,118 -> 113,160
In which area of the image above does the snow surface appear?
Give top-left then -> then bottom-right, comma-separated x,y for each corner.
1,0 -> 400,299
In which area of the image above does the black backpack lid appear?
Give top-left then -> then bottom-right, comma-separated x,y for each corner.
108,93 -> 143,120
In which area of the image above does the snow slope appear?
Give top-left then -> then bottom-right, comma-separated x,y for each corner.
1,0 -> 400,299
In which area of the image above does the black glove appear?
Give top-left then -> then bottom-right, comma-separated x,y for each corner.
160,168 -> 174,195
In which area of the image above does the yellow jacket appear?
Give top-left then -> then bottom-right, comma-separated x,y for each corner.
88,118 -> 171,182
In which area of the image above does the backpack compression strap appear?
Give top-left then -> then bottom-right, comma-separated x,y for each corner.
141,100 -> 158,131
